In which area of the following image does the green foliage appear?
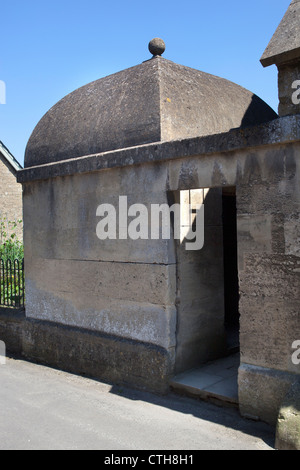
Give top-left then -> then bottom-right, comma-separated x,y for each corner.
0,217 -> 24,261
0,217 -> 24,307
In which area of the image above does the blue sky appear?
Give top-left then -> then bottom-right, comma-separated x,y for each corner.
0,0 -> 291,166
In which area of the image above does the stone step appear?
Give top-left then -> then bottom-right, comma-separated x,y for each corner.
170,353 -> 240,407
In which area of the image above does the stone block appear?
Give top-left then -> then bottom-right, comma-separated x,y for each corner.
275,381 -> 300,450
237,214 -> 272,271
239,363 -> 297,426
22,317 -> 175,394
0,308 -> 25,355
24,259 -> 177,349
24,178 -> 178,264
26,258 -> 176,306
239,253 -> 300,373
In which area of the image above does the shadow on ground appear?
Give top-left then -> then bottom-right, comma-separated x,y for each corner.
108,381 -> 275,449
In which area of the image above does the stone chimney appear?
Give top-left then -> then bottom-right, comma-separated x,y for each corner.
260,0 -> 300,117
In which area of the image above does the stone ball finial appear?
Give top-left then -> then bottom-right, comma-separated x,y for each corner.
148,38 -> 165,57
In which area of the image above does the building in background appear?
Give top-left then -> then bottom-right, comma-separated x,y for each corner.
0,141 -> 23,242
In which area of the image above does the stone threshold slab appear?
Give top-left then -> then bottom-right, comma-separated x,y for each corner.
170,353 -> 240,406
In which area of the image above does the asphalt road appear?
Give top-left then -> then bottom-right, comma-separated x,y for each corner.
0,356 -> 275,451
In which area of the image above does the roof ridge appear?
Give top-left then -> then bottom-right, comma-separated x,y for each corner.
0,141 -> 23,172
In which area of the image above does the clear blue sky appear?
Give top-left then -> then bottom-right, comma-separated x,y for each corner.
0,0 -> 291,166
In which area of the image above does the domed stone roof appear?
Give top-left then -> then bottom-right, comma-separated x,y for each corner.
25,44 -> 277,168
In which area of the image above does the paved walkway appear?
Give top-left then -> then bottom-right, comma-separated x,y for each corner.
0,356 -> 275,450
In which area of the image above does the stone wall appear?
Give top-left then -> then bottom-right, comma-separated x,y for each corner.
278,63 -> 300,117
0,308 -> 24,354
22,163 -> 177,391
236,143 -> 300,424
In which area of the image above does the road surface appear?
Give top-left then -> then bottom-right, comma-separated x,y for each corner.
0,356 -> 275,450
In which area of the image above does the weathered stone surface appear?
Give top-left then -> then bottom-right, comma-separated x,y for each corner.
25,59 -> 161,167
261,0 -> 300,67
21,317 -> 175,394
26,258 -> 176,306
237,214 -> 273,270
239,363 -> 297,425
19,114 -> 300,185
24,58 -> 277,168
0,308 -> 25,354
275,381 -> 300,450
278,63 -> 300,116
285,214 -> 300,256
239,254 -> 300,374
0,311 -> 175,393
25,290 -> 176,350
24,260 -> 177,349
148,38 -> 165,56
23,175 -> 177,264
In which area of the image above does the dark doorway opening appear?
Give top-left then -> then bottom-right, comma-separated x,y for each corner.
171,187 -> 240,405
222,188 -> 240,354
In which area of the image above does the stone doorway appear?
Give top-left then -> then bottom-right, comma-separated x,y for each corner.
171,187 -> 240,405
222,187 -> 240,355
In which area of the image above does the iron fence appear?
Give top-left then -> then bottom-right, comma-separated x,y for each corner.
0,258 -> 25,308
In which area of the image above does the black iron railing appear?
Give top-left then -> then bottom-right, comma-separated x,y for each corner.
0,258 -> 25,308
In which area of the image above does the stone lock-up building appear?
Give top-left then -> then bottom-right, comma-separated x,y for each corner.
11,0 -> 300,446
